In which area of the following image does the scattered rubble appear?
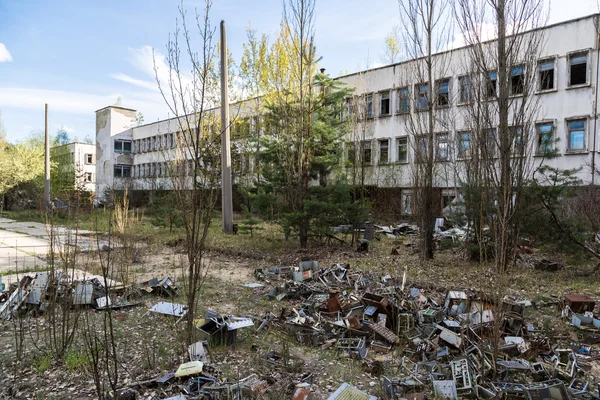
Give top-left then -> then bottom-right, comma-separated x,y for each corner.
2,258 -> 600,399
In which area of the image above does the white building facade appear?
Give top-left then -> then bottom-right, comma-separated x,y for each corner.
51,142 -> 96,193
95,15 -> 600,208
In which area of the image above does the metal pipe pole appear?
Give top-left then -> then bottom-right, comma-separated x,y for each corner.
44,104 -> 51,209
220,20 -> 234,234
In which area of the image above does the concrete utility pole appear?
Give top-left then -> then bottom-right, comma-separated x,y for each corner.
220,20 -> 234,234
44,104 -> 51,209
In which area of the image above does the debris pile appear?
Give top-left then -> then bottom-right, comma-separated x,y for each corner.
2,261 -> 600,399
249,260 -> 600,399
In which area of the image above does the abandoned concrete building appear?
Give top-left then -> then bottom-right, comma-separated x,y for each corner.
95,14 -> 600,213
51,141 -> 96,193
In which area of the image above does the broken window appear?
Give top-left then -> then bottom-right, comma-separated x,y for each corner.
366,94 -> 374,117
487,71 -> 497,98
536,123 -> 554,153
538,59 -> 555,91
568,119 -> 586,151
510,66 -> 524,95
437,78 -> 450,107
398,87 -> 410,113
458,131 -> 471,158
436,133 -> 449,161
343,98 -> 354,120
569,52 -> 588,86
114,140 -> 132,153
346,142 -> 356,165
379,139 -> 389,163
84,172 -> 93,182
459,76 -> 472,103
85,154 -> 93,164
113,165 -> 131,178
415,84 -> 429,111
397,137 -> 408,163
361,141 -> 372,164
379,91 -> 391,115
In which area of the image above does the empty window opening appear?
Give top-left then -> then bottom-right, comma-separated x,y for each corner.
569,53 -> 588,86
380,91 -> 390,115
487,71 -> 497,98
437,79 -> 450,106
538,60 -> 555,91
511,66 -> 524,95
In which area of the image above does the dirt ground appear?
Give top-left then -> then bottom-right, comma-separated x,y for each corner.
0,231 -> 599,399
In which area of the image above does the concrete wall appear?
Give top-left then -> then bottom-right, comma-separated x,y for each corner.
94,14 -> 600,205
335,14 -> 600,188
95,106 -> 137,202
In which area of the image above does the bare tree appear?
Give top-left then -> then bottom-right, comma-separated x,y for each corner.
154,0 -> 222,344
455,0 -> 547,271
455,0 -> 548,377
398,0 -> 454,260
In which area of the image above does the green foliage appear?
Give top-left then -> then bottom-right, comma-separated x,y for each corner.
238,205 -> 263,237
148,191 -> 183,232
64,347 -> 89,372
0,132 -> 46,209
254,73 -> 360,245
34,353 -> 52,373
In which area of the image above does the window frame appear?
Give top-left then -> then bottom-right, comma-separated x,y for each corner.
378,139 -> 390,164
510,65 -> 525,96
396,136 -> 408,163
436,132 -> 449,162
415,83 -> 429,111
397,87 -> 410,114
366,93 -> 374,118
84,172 -> 93,183
361,140 -> 372,165
379,90 -> 391,116
567,50 -> 590,88
85,153 -> 94,164
113,164 -> 131,178
436,78 -> 451,108
535,121 -> 555,155
536,57 -> 557,93
565,117 -> 588,153
458,75 -> 472,104
486,71 -> 497,99
457,131 -> 471,159
114,139 -> 132,153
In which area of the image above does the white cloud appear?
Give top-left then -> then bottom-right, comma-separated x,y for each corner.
110,72 -> 158,91
0,88 -> 167,121
0,43 -> 13,62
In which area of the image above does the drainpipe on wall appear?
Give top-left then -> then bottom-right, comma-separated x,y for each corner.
592,15 -> 600,185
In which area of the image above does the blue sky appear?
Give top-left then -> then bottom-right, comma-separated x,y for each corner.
0,0 -> 597,142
